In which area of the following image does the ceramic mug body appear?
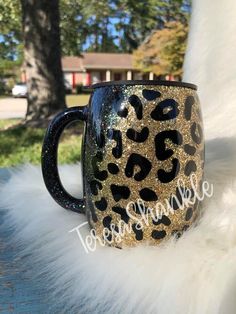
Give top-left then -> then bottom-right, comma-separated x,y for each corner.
42,80 -> 204,247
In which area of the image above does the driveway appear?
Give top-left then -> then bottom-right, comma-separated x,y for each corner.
0,97 -> 27,119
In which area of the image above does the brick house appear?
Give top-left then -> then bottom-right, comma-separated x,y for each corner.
21,52 -> 176,88
61,52 -> 155,87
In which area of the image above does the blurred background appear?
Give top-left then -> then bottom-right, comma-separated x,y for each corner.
0,0 -> 191,167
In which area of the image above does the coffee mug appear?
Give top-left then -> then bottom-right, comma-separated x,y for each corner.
42,80 -> 204,247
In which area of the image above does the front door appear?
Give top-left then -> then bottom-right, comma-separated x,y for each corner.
114,73 -> 122,81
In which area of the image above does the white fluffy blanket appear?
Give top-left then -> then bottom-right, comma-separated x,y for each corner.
1,143 -> 236,314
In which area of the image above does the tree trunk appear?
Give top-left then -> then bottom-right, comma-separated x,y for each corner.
20,0 -> 66,126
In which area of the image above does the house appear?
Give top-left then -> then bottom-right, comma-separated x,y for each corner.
61,52 -> 155,87
21,52 -> 176,88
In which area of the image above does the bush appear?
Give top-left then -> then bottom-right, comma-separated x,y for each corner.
76,84 -> 83,94
0,79 -> 6,95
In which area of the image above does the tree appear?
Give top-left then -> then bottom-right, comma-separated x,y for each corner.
114,0 -> 159,52
0,0 -> 192,57
133,21 -> 188,78
80,0 -> 117,52
0,41 -> 22,79
60,0 -> 87,55
20,0 -> 66,125
0,1 -> 21,41
60,0 -> 121,54
156,0 -> 191,28
0,1 -> 22,79
113,0 -> 191,52
60,0 -> 191,54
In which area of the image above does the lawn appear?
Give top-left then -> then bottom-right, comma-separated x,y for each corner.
0,118 -> 83,167
0,93 -> 90,105
0,93 -> 91,167
0,119 -> 20,129
66,94 -> 90,107
0,94 -> 91,167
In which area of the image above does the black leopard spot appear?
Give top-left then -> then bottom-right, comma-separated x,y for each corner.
110,184 -> 130,202
129,95 -> 143,120
183,224 -> 190,231
184,95 -> 195,121
103,216 -> 119,234
191,122 -> 203,144
126,127 -> 149,143
117,107 -> 128,118
103,215 -> 112,228
184,160 -> 197,176
125,153 -> 152,181
184,144 -> 196,156
151,230 -> 166,240
92,154 -> 108,181
112,206 -> 130,223
139,188 -> 158,201
152,215 -> 171,226
151,99 -> 179,121
107,163 -> 119,174
132,202 -> 149,215
90,180 -> 102,195
95,197 -> 107,211
105,233 -> 112,242
185,208 -> 193,221
94,169 -> 108,181
107,129 -> 122,158
169,186 -> 194,210
155,130 -> 183,161
157,158 -> 180,183
95,151 -> 103,161
142,89 -> 161,100
132,223 -> 143,240
169,187 -> 184,210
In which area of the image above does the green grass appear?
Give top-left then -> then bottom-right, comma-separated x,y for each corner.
0,119 -> 83,167
0,119 -> 20,129
0,94 -> 90,167
0,94 -> 90,105
66,94 -> 90,107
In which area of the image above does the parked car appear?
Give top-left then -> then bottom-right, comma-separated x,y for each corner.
12,80 -> 72,98
12,83 -> 27,98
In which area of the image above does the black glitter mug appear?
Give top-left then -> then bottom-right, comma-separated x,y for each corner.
42,80 -> 204,247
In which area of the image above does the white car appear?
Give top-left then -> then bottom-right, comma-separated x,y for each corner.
12,83 -> 28,97
12,80 -> 72,97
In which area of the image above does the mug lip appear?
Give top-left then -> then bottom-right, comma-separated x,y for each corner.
91,79 -> 197,90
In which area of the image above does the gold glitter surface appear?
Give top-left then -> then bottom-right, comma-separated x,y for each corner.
85,84 -> 204,248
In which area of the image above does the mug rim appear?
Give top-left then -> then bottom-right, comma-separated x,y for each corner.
91,80 -> 197,90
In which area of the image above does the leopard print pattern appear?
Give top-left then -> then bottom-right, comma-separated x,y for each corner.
84,85 -> 204,247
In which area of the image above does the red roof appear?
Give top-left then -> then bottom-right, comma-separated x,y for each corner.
62,53 -> 134,71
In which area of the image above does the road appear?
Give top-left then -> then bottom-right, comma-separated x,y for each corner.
0,97 -> 27,119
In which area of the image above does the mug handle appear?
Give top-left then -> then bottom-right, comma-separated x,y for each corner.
41,106 -> 88,213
